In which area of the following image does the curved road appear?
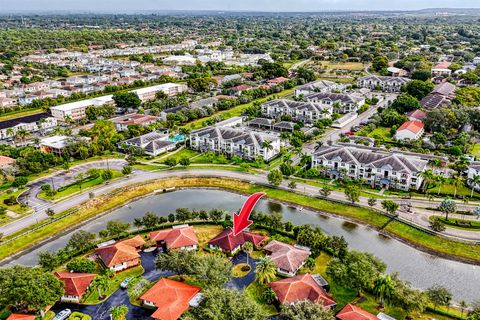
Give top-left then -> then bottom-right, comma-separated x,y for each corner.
2,165 -> 480,242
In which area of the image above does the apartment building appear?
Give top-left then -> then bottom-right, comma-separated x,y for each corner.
295,80 -> 341,96
305,92 -> 365,113
190,125 -> 281,161
312,145 -> 428,191
50,95 -> 113,122
131,83 -> 188,102
261,99 -> 333,123
358,75 -> 411,92
0,113 -> 57,141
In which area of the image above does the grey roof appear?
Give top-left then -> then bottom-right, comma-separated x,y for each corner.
314,145 -> 428,174
124,131 -> 167,147
192,126 -> 275,149
190,97 -> 218,109
305,92 -> 364,104
296,80 -> 337,92
144,140 -> 174,153
421,93 -> 451,109
249,118 -> 274,127
359,75 -> 411,85
273,121 -> 295,130
432,82 -> 456,97
263,99 -> 331,113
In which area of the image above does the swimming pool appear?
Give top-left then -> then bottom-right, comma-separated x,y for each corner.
166,134 -> 186,143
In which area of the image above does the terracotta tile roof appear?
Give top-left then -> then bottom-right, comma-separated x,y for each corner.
0,156 -> 16,167
396,120 -> 424,134
269,274 -> 336,307
95,243 -> 140,267
433,62 -> 451,69
140,278 -> 200,320
336,304 -> 379,320
7,315 -> 37,320
406,109 -> 426,121
54,272 -> 96,298
150,226 -> 198,250
263,240 -> 310,273
118,235 -> 146,249
268,77 -> 289,84
208,228 -> 266,252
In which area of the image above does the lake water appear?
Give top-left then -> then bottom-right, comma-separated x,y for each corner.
6,189 -> 480,303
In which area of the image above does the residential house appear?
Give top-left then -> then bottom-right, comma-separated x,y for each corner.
473,57 -> 480,65
336,304 -> 379,320
295,80 -> 340,96
406,109 -> 427,122
208,228 -> 266,254
111,114 -> 158,131
395,120 -> 424,141
261,99 -> 333,123
305,92 -> 365,113
386,67 -> 408,77
312,145 -> 428,190
150,225 -> 199,251
467,163 -> 480,188
159,106 -> 185,121
421,93 -> 451,109
0,97 -> 17,108
0,156 -> 16,169
0,113 -> 57,141
269,274 -> 336,309
140,278 -> 201,320
189,125 -> 281,161
54,272 -> 96,303
357,75 -> 410,92
6,314 -> 36,320
121,131 -> 176,156
95,242 -> 141,272
263,240 -> 310,277
40,135 -> 90,155
431,62 -> 452,77
267,77 -> 290,86
190,97 -> 218,109
432,82 -> 456,99
118,235 -> 146,251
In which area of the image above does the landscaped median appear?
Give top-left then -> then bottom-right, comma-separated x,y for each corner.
1,177 -> 480,265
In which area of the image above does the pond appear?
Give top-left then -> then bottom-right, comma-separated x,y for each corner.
6,189 -> 480,303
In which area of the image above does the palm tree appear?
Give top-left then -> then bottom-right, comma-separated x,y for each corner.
15,129 -> 30,145
419,170 -> 435,193
452,174 -> 464,199
468,175 -> 480,198
319,164 -> 328,178
459,300 -> 468,317
243,241 -> 254,265
262,140 -> 274,155
110,304 -> 128,320
315,141 -> 323,150
436,175 -> 446,195
373,274 -> 395,308
255,257 -> 277,285
6,128 -> 14,140
262,288 -> 277,304
91,275 -> 109,300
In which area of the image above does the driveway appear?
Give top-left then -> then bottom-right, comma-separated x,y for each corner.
226,252 -> 259,291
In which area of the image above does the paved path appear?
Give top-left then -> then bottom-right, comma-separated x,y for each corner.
3,166 -> 480,242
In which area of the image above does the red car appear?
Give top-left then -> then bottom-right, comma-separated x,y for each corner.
344,131 -> 354,135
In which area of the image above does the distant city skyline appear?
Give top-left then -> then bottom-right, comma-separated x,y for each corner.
1,0 -> 480,13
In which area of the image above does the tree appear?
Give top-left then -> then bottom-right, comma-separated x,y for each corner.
262,287 -> 277,305
427,285 -> 452,310
326,251 -> 386,295
179,157 -> 190,167
189,287 -> 264,320
243,241 -> 254,265
392,276 -> 429,316
373,274 -> 395,307
12,176 -> 28,188
255,257 -> 277,285
402,80 -> 434,100
390,94 -> 421,113
191,254 -> 233,288
372,55 -> 388,72
67,230 -> 96,251
105,219 -> 130,237
209,208 -> 224,222
45,208 -> 55,218
38,251 -> 59,271
101,169 -> 113,181
165,158 -> 177,167
381,200 -> 399,216
344,185 -> 360,204
0,266 -> 64,313
430,218 -> 446,232
280,300 -> 335,320
411,69 -> 432,81
110,304 -> 129,320
438,199 -> 457,221
91,275 -> 109,300
469,175 -> 480,198
156,250 -> 197,275
122,165 -> 132,175
267,169 -> 283,187
368,198 -> 377,207
113,92 -> 141,109
319,186 -> 332,197
134,211 -> 160,229
66,257 -> 97,273
288,181 -> 297,190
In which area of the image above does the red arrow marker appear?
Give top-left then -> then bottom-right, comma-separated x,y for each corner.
233,192 -> 265,236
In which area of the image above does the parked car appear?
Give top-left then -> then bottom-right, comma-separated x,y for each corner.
53,309 -> 72,320
120,277 -> 132,289
344,131 -> 354,135
351,126 -> 361,132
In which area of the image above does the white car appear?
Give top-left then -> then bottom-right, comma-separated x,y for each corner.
53,309 -> 72,320
120,277 -> 132,289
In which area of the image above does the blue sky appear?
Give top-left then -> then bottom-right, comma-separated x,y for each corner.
0,0 -> 479,12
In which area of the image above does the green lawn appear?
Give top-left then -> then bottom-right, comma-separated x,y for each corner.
0,109 -> 45,122
318,60 -> 365,71
83,266 -> 144,304
244,281 -> 279,317
38,170 -> 123,201
367,127 -> 392,141
471,143 -> 480,158
0,187 -> 31,215
430,215 -> 480,230
158,149 -> 201,164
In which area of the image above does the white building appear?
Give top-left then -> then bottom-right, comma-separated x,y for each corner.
305,92 -> 365,113
131,83 -> 188,102
358,75 -> 411,92
190,125 -> 281,161
121,131 -> 176,156
0,113 -> 57,141
395,120 -> 425,141
295,80 -> 341,96
312,145 -> 428,191
261,99 -> 332,123
50,95 -> 114,122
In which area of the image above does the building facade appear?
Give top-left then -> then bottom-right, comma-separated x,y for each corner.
261,99 -> 332,123
358,75 -> 411,92
305,92 -> 365,113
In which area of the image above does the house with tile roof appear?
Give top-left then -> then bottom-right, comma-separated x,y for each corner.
208,228 -> 266,254
118,235 -> 146,251
395,120 -> 424,141
305,92 -> 365,113
261,99 -> 333,123
269,274 -> 336,309
6,314 -> 37,320
150,226 -> 198,251
263,240 -> 310,276
95,242 -> 141,272
54,272 -> 96,303
189,125 -> 281,161
431,62 -> 452,77
406,109 -> 427,122
111,114 -> 158,131
0,156 -> 16,168
312,145 -> 428,191
358,75 -> 410,93
336,304 -> 379,320
140,278 -> 201,320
